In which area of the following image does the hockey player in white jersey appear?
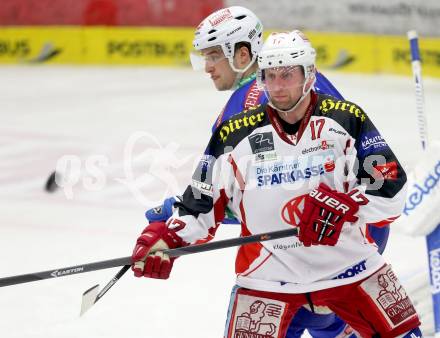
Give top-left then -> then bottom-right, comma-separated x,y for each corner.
147,6 -> 360,338
132,31 -> 423,337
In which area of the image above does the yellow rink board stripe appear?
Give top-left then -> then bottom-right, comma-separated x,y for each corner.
0,27 -> 438,77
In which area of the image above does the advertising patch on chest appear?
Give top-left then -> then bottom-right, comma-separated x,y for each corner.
252,151 -> 336,188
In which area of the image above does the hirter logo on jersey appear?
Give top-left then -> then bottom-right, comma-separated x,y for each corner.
219,111 -> 265,143
373,161 -> 398,180
320,98 -> 367,122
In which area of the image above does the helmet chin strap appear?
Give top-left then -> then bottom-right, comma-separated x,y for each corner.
267,76 -> 316,118
227,54 -> 257,90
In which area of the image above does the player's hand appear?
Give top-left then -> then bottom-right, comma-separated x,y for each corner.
299,183 -> 365,246
131,222 -> 182,279
145,196 -> 180,223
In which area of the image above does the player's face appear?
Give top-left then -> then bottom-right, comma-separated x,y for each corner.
202,47 -> 236,91
263,66 -> 305,110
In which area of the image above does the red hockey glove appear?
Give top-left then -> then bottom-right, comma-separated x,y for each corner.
299,183 -> 363,247
131,222 -> 182,279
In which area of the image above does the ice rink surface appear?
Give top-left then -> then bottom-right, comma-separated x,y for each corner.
0,66 -> 439,337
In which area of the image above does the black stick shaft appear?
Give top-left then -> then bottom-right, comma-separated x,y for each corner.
0,228 -> 297,287
165,228 -> 297,257
0,257 -> 131,287
95,265 -> 131,304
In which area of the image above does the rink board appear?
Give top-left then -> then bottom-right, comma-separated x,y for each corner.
0,27 -> 439,77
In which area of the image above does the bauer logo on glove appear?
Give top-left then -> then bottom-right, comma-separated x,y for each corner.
298,183 -> 368,246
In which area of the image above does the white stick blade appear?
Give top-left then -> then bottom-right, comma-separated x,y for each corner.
80,284 -> 100,316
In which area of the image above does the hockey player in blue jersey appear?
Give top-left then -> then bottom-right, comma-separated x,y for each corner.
144,6 -> 390,338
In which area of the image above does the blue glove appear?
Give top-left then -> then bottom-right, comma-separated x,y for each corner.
145,196 -> 179,223
146,196 -> 241,225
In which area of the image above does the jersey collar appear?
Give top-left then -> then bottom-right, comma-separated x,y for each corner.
267,91 -> 318,146
236,72 -> 257,89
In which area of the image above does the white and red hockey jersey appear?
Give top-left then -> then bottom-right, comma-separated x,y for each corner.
168,91 -> 407,293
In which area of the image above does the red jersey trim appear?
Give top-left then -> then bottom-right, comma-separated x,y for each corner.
244,81 -> 263,110
267,91 -> 318,146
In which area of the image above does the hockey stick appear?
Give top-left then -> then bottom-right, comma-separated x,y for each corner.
80,265 -> 131,316
408,31 -> 429,150
407,30 -> 440,336
0,227 -> 298,289
79,227 -> 299,315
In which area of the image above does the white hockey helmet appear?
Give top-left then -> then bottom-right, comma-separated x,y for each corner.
191,6 -> 263,73
258,30 -> 316,80
257,30 -> 317,113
